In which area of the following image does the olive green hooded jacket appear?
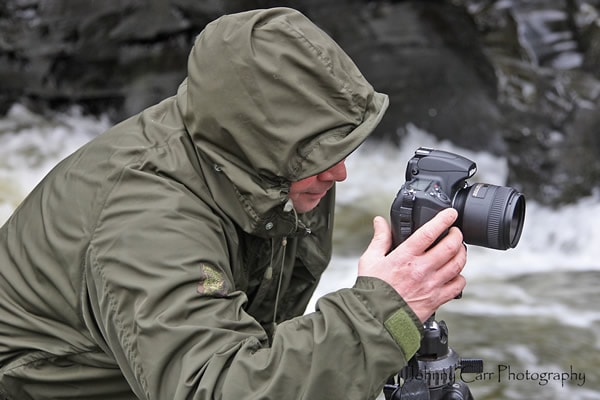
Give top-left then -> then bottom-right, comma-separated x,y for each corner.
0,8 -> 422,400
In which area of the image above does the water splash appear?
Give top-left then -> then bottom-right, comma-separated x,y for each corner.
0,104 -> 108,225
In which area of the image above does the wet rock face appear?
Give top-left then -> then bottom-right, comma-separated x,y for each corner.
1,0 -> 599,206
0,0 -> 228,117
462,0 -> 600,206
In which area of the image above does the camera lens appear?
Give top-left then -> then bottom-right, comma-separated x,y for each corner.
453,183 -> 525,250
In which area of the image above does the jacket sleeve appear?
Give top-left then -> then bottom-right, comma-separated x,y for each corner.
85,168 -> 422,400
232,276 -> 424,400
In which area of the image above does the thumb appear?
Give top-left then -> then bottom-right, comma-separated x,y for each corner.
362,216 -> 392,263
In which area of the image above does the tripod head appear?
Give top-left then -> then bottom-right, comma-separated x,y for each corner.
383,314 -> 483,400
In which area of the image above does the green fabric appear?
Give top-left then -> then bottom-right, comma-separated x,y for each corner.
0,7 -> 419,400
179,7 -> 388,235
385,310 -> 423,360
352,276 -> 424,362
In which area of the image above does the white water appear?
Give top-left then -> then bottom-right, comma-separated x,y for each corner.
0,104 -> 110,224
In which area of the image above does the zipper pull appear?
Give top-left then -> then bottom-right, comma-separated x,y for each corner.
264,266 -> 273,280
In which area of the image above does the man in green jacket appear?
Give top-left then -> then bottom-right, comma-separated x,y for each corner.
0,8 -> 466,400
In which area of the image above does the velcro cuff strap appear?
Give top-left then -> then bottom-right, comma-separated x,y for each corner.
384,309 -> 421,360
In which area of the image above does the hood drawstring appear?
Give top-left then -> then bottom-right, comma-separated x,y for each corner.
270,199 -> 297,333
270,235 -> 288,333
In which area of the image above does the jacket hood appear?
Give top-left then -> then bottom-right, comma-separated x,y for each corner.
176,7 -> 388,236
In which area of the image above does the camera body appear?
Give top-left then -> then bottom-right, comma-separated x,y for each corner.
390,147 -> 525,250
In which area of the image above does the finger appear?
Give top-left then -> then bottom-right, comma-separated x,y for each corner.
431,274 -> 467,311
444,274 -> 466,303
400,208 -> 458,255
360,216 -> 392,265
425,225 -> 464,266
434,236 -> 467,284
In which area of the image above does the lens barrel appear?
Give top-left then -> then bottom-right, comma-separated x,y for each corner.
453,183 -> 525,250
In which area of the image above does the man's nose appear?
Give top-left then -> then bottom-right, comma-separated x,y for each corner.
318,160 -> 347,182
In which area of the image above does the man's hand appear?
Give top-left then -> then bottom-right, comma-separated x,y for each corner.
358,208 -> 467,323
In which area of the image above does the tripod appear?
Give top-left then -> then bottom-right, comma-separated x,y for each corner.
383,314 -> 483,400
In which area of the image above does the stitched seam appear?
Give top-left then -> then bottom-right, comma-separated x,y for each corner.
77,147 -> 147,326
275,20 -> 357,108
89,248 -> 150,399
0,348 -> 108,374
86,150 -> 153,399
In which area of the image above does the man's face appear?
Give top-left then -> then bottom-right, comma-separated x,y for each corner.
288,160 -> 347,213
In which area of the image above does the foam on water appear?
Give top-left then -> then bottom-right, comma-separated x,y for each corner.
0,104 -> 109,225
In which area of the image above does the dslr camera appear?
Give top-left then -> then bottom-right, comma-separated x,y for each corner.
390,147 -> 525,249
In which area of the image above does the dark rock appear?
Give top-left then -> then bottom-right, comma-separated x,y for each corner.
345,2 -> 508,153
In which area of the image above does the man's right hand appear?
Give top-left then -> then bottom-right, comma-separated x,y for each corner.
357,208 -> 467,323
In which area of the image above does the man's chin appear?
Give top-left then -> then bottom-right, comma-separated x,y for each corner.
294,199 -> 322,214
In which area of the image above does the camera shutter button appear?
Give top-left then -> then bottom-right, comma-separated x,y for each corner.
432,184 -> 449,201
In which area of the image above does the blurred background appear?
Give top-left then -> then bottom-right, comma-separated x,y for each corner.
1,0 -> 599,399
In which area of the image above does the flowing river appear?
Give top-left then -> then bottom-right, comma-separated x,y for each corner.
1,104 -> 598,400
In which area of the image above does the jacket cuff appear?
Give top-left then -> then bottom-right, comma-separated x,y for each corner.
353,276 -> 423,360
